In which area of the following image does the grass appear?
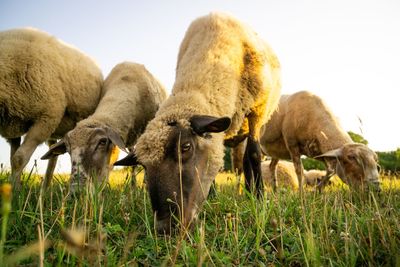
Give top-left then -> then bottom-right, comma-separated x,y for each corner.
0,168 -> 400,266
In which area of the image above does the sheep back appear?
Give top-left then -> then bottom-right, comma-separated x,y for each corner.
260,91 -> 352,159
135,12 -> 281,166
76,62 -> 167,148
0,28 -> 103,139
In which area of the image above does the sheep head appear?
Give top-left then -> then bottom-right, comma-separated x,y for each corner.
316,143 -> 380,190
42,126 -> 126,185
115,115 -> 231,235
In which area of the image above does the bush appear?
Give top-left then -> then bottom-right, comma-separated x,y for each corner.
302,157 -> 326,171
377,149 -> 400,173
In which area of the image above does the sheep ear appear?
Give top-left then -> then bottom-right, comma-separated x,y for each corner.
113,152 -> 139,166
41,140 -> 67,160
315,147 -> 343,159
104,127 -> 128,153
190,115 -> 231,135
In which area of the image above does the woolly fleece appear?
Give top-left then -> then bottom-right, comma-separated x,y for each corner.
260,91 -> 353,158
0,28 -> 103,139
262,160 -> 299,190
135,12 -> 281,174
67,61 -> 167,149
0,28 -> 103,179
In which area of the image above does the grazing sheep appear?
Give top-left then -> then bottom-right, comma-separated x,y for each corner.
232,147 -> 327,188
262,160 -> 299,190
0,28 -> 103,187
115,12 -> 281,234
304,169 -> 326,186
42,62 -> 167,184
259,91 -> 380,192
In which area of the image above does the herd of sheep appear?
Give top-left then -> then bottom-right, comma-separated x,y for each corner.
0,12 -> 380,234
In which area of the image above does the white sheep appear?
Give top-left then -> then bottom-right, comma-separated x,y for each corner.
262,160 -> 299,190
259,91 -> 380,192
231,148 -> 327,189
115,12 -> 281,234
42,62 -> 167,184
0,28 -> 103,187
304,169 -> 326,186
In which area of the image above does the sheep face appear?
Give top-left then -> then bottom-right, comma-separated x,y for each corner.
42,126 -> 125,185
116,115 -> 230,235
148,116 -> 230,234
318,143 -> 380,189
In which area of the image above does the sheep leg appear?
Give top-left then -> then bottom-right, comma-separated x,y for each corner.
7,137 -> 21,161
43,139 -> 58,188
269,158 -> 279,190
7,137 -> 21,186
11,118 -> 58,187
317,160 -> 335,192
243,136 -> 264,198
289,146 -> 304,194
243,143 -> 254,193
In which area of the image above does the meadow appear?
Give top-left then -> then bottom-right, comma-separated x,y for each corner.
0,168 -> 399,266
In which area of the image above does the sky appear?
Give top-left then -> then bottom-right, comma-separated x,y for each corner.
0,0 -> 399,174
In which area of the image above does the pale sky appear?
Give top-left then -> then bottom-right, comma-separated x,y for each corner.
1,0 -> 399,174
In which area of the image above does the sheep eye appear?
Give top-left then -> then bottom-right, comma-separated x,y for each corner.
181,142 -> 191,152
98,138 -> 108,147
348,155 -> 357,161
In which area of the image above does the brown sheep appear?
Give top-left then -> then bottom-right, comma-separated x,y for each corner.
259,91 -> 380,192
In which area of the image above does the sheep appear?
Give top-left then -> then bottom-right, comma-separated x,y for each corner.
262,160 -> 299,190
232,146 -> 327,188
115,12 -> 281,234
304,169 -> 326,186
0,28 -> 103,187
41,62 -> 167,185
259,90 -> 380,192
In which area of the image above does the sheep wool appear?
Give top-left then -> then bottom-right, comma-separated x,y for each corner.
70,62 -> 166,149
259,90 -> 380,190
42,62 -> 167,183
0,27 -> 103,183
135,12 -> 281,172
262,160 -> 299,190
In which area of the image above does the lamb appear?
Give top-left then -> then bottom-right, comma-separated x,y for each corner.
41,62 -> 167,184
115,12 -> 281,234
232,147 -> 327,188
262,160 -> 299,190
304,169 -> 326,186
0,28 -> 103,187
259,90 -> 380,192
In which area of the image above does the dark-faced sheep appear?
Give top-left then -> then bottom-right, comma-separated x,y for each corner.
41,62 -> 167,185
0,28 -> 103,187
259,91 -> 380,192
115,12 -> 281,234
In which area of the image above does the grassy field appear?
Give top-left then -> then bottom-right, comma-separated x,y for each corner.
0,168 -> 400,266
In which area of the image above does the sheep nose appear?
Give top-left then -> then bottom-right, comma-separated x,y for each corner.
71,162 -> 87,183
